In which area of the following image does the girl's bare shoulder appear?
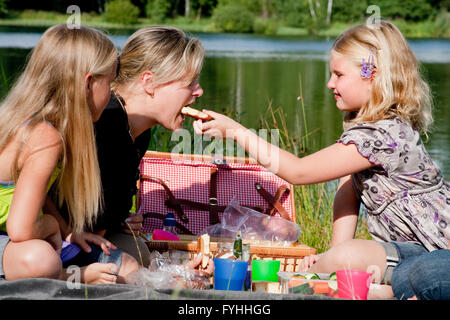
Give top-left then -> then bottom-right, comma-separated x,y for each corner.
19,121 -> 63,158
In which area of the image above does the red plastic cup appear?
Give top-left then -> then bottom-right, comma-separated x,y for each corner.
151,229 -> 180,241
336,269 -> 371,300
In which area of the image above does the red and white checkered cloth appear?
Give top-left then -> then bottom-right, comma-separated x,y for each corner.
138,156 -> 295,235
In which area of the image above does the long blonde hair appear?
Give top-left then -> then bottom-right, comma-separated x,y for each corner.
113,25 -> 204,89
0,24 -> 117,234
332,21 -> 433,135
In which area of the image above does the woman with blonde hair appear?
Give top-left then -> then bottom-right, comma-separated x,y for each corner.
193,21 -> 449,298
55,25 -> 212,272
0,24 -> 138,283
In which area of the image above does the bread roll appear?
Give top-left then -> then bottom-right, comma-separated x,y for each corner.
197,234 -> 210,269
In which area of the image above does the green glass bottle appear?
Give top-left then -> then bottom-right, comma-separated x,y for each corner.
233,231 -> 242,259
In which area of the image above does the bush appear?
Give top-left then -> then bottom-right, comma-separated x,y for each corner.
376,0 -> 436,21
145,0 -> 171,23
284,11 -> 310,28
433,9 -> 450,37
331,0 -> 368,23
253,18 -> 278,35
212,5 -> 254,33
19,9 -> 60,21
103,0 -> 139,25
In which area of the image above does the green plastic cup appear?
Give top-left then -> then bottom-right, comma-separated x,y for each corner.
251,260 -> 281,282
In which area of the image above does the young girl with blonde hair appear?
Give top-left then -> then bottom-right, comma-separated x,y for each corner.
194,21 -> 449,298
54,25 -> 212,273
0,24 -> 138,283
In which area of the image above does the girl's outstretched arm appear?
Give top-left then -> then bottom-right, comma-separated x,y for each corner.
194,110 -> 374,185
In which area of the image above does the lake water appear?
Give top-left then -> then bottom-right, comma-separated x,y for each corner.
0,29 -> 449,178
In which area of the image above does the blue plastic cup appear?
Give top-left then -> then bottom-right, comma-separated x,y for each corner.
214,258 -> 249,291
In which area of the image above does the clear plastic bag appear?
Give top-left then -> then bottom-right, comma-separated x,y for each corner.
126,250 -> 210,290
203,198 -> 302,246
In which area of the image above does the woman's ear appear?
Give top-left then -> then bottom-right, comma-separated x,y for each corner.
141,70 -> 155,98
85,73 -> 93,91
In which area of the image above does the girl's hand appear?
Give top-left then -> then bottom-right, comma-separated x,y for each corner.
184,253 -> 214,277
299,254 -> 322,272
122,212 -> 143,236
192,110 -> 243,139
66,231 -> 117,255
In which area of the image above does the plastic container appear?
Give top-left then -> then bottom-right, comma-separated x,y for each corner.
214,258 -> 248,291
278,272 -> 338,297
216,241 -> 235,259
252,260 -> 281,282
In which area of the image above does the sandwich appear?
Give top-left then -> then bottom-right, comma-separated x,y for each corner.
181,106 -> 213,121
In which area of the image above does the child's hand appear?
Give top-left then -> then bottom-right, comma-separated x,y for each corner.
80,262 -> 119,284
184,253 -> 214,277
299,254 -> 322,272
192,110 -> 243,140
66,231 -> 117,255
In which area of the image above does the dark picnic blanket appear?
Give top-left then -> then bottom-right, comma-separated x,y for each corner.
0,278 -> 334,300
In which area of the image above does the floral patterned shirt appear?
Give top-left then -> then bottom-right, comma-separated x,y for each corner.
338,118 -> 450,251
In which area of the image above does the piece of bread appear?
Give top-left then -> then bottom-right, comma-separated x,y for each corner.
197,234 -> 210,269
215,251 -> 235,259
181,106 -> 213,121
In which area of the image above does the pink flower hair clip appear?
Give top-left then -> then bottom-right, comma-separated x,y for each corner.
360,50 -> 376,79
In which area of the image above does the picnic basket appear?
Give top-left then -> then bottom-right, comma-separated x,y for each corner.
142,234 -> 316,272
136,151 -> 316,272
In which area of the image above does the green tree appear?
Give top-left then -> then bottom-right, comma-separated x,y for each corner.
192,0 -> 216,20
0,0 -> 8,18
376,0 -> 436,21
440,0 -> 450,10
331,0 -> 367,23
217,0 -> 274,17
104,0 -> 140,24
212,4 -> 254,33
272,0 -> 310,28
146,0 -> 171,22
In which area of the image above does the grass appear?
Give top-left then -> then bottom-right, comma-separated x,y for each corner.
0,9 -> 448,38
0,10 -> 216,34
0,61 -> 9,95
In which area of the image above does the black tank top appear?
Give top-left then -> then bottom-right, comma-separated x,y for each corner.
92,92 -> 152,232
